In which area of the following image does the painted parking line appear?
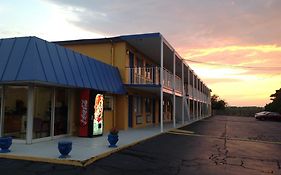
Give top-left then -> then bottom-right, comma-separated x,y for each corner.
167,130 -> 281,145
167,130 -> 223,140
169,129 -> 195,134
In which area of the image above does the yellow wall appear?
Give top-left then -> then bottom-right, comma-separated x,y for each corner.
63,42 -> 129,131
69,89 -> 80,136
65,43 -> 112,65
61,41 -> 162,131
104,110 -> 113,132
115,95 -> 128,130
63,42 -> 127,82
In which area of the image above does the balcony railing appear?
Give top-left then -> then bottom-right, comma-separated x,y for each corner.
126,67 -> 183,93
127,67 -> 160,85
163,68 -> 182,93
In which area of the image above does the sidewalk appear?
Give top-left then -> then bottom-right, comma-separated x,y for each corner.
0,121 -> 197,167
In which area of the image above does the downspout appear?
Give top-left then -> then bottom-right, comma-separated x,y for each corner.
110,39 -> 116,128
110,39 -> 114,66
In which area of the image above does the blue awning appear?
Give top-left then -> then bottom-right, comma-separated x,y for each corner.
0,36 -> 126,94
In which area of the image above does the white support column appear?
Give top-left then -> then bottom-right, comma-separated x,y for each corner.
26,86 -> 34,144
50,88 -> 56,137
196,79 -> 199,120
0,86 -> 4,137
181,61 -> 184,124
192,74 -> 195,119
197,101 -> 199,120
67,89 -> 72,135
199,102 -> 202,119
173,52 -> 176,128
187,69 -> 190,121
160,37 -> 164,133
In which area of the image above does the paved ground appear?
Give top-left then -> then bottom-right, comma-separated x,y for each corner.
1,115 -> 281,175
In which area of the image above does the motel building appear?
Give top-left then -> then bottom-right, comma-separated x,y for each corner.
0,33 -> 211,144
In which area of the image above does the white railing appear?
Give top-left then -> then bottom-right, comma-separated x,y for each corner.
175,76 -> 182,93
127,67 -> 160,85
163,68 -> 182,93
163,68 -> 173,89
127,67 -> 186,94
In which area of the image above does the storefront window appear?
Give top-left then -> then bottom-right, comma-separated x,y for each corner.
0,87 -> 2,118
0,87 -> 2,136
54,88 -> 68,136
33,87 -> 52,139
104,96 -> 113,111
3,86 -> 28,139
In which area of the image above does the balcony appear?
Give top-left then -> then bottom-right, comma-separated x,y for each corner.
163,68 -> 182,93
127,67 -> 160,85
126,67 -> 183,94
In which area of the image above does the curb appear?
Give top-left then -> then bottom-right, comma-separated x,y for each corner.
0,117 -> 207,167
0,133 -> 165,167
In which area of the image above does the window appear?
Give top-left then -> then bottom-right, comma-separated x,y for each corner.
135,96 -> 143,124
145,98 -> 152,123
135,57 -> 143,83
33,87 -> 52,139
145,98 -> 151,113
54,88 -> 68,136
0,87 -> 2,136
0,86 -> 2,118
145,64 -> 153,83
104,96 -> 113,111
3,86 -> 28,139
137,57 -> 143,68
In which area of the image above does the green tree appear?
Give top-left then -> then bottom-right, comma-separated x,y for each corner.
211,94 -> 227,110
265,88 -> 281,113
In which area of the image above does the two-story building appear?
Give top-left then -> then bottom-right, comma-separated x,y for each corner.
56,33 -> 211,132
0,33 -> 211,144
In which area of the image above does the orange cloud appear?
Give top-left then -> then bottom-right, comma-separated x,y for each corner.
180,44 -> 281,107
184,45 -> 281,59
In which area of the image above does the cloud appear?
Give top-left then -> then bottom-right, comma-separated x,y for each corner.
44,0 -> 281,47
42,0 -> 281,106
204,78 -> 243,84
186,45 -> 281,59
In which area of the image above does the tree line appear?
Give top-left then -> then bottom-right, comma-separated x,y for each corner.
211,87 -> 281,116
264,88 -> 281,113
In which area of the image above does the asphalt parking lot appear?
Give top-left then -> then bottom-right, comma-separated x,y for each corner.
1,115 -> 281,175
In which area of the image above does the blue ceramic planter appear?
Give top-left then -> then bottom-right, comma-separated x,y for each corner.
108,134 -> 118,148
58,141 -> 72,158
0,137 -> 12,153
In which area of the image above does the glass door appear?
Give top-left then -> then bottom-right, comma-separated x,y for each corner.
3,86 -> 28,139
145,98 -> 152,123
33,87 -> 52,139
0,87 -> 2,136
54,88 -> 68,136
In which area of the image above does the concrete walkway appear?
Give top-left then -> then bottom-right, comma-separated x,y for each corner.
0,120 -> 198,166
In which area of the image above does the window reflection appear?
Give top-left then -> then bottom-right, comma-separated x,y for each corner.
54,88 -> 68,135
0,87 -> 2,122
33,87 -> 52,139
3,86 -> 27,139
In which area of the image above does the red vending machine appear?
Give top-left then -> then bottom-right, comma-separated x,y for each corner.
79,89 -> 104,137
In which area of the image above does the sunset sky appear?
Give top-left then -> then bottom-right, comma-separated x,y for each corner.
1,0 -> 280,107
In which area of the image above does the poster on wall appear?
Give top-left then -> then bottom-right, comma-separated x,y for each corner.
93,94 -> 104,136
79,89 -> 90,137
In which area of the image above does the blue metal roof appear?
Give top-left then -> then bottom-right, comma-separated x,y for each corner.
0,36 -> 126,94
